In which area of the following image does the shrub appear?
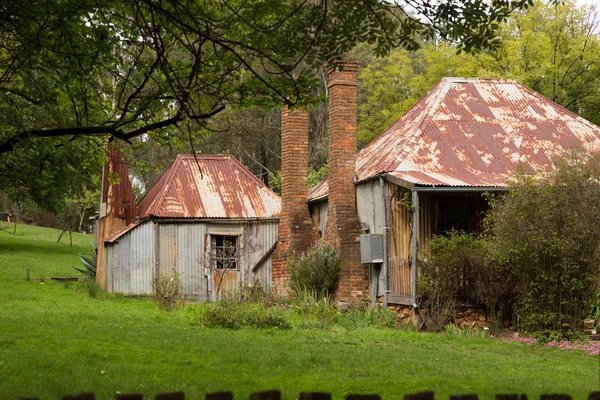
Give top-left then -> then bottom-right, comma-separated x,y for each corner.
291,289 -> 340,329
152,273 -> 181,311
287,243 -> 340,299
73,248 -> 97,278
338,306 -> 397,330
199,301 -> 291,330
589,290 -> 600,330
485,152 -> 600,335
417,231 -> 485,331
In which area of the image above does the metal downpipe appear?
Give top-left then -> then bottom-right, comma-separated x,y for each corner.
380,176 -> 389,308
411,190 -> 419,309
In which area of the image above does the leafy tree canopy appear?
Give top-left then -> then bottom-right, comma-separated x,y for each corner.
0,0 -> 532,215
0,0 -> 532,155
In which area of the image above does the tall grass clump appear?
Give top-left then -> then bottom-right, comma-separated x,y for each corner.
152,273 -> 181,311
188,300 -> 291,329
287,243 -> 340,299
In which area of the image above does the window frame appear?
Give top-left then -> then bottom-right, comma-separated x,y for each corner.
210,234 -> 240,271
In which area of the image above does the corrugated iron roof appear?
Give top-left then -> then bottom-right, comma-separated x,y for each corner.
308,77 -> 600,200
137,154 -> 281,219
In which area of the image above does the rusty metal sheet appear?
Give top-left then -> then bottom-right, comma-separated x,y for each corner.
313,77 -> 600,196
137,155 -> 281,219
307,178 -> 329,202
102,143 -> 136,224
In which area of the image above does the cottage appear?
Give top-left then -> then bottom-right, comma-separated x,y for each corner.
285,75 -> 600,307
97,152 -> 280,300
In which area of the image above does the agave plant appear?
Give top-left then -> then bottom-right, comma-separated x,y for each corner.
73,246 -> 97,278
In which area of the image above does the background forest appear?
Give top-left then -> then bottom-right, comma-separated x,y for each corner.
1,1 -> 599,230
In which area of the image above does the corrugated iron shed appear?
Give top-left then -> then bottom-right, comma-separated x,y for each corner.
309,77 -> 600,200
137,154 -> 281,219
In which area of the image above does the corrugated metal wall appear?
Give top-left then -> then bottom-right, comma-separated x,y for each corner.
105,219 -> 278,299
356,180 -> 386,297
310,201 -> 328,238
246,220 -> 278,289
175,223 -> 208,301
107,221 -> 155,295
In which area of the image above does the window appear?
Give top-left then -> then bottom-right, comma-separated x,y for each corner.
435,201 -> 469,234
211,235 -> 239,270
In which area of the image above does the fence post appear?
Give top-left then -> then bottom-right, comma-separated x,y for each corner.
299,393 -> 332,400
541,395 -> 572,400
250,390 -> 281,400
405,391 -> 434,400
62,394 -> 95,400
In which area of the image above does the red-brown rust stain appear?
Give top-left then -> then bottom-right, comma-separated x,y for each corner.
135,154 -> 280,219
212,270 -> 239,295
102,143 -> 136,221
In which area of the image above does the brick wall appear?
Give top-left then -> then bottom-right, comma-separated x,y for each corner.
273,107 -> 316,288
324,60 -> 369,302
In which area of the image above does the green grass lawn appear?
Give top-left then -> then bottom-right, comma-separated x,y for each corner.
0,222 -> 598,400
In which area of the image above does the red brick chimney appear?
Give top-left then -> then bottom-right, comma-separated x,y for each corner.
324,60 -> 368,302
273,106 -> 316,289
96,141 -> 136,290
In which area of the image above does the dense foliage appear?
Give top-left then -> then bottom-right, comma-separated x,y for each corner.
419,153 -> 600,336
485,153 -> 600,335
287,243 -> 341,299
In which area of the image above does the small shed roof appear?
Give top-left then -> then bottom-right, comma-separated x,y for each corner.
137,154 -> 280,219
309,77 -> 600,200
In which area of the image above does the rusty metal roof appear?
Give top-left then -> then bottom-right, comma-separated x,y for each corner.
137,154 -> 281,219
308,77 -> 600,200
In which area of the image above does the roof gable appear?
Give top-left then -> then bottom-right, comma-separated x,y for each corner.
137,155 -> 280,219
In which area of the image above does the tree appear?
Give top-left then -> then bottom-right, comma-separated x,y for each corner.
461,0 -> 600,125
0,0 -> 533,213
355,42 -> 466,147
485,152 -> 600,336
0,0 -> 533,156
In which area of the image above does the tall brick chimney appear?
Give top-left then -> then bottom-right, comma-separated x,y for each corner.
272,106 -> 316,289
96,142 -> 136,290
324,60 -> 368,302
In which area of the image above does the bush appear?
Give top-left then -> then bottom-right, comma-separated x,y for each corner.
417,230 -> 516,333
287,243 -> 340,299
485,152 -> 600,335
152,273 -> 181,311
291,289 -> 340,329
417,231 -> 484,331
338,306 -> 397,330
197,301 -> 291,330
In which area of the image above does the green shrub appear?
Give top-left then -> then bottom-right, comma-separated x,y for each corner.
417,231 -> 484,331
198,301 -> 291,330
338,306 -> 397,330
291,289 -> 340,329
72,248 -> 97,278
485,153 -> 600,335
589,290 -> 600,330
152,273 -> 181,311
287,243 -> 340,299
